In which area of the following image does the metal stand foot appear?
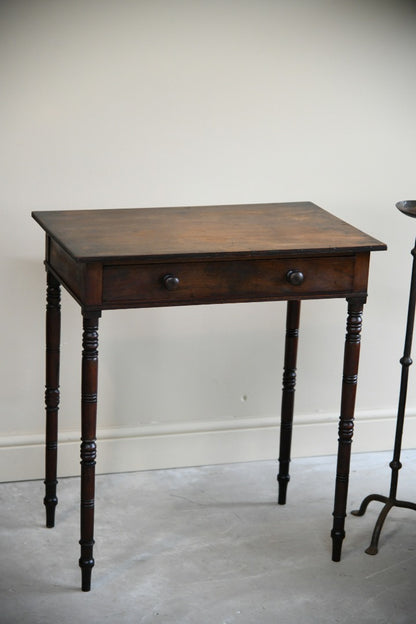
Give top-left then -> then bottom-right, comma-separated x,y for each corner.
352,494 -> 416,555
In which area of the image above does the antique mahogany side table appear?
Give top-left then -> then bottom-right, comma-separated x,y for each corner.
32,202 -> 386,591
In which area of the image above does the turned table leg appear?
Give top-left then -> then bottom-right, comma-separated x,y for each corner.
277,300 -> 301,505
44,271 -> 61,528
331,297 -> 365,561
79,312 -> 100,592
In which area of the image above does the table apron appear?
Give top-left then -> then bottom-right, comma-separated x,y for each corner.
46,238 -> 370,310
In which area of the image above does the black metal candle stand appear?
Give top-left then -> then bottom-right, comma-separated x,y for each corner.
351,200 -> 416,554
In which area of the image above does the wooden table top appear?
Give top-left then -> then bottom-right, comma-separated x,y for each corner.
32,202 -> 386,262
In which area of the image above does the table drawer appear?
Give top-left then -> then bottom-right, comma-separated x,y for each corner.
102,256 -> 355,307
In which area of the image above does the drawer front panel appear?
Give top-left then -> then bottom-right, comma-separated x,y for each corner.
102,256 -> 355,307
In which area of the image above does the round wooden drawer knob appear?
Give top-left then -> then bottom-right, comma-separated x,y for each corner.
163,274 -> 180,290
286,270 -> 304,286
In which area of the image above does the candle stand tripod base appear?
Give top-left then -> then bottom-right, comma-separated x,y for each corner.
352,200 -> 416,554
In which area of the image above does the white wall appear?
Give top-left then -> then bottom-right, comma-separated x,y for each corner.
1,0 -> 416,481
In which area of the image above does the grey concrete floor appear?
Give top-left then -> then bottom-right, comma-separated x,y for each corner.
1,450 -> 416,624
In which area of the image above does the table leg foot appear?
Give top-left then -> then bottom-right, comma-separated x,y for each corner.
81,568 -> 93,592
79,543 -> 95,592
277,476 -> 290,506
43,479 -> 58,528
331,528 -> 345,562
